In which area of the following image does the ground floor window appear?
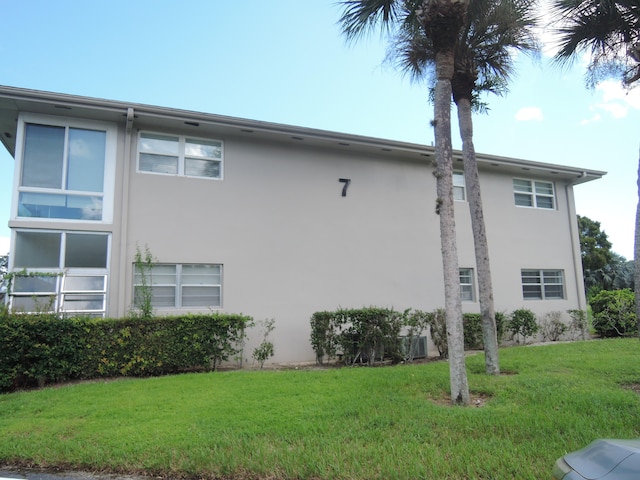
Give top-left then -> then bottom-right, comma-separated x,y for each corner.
521,269 -> 565,300
134,263 -> 222,308
8,229 -> 109,316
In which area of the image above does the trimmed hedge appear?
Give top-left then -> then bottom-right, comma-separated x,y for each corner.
0,312 -> 252,392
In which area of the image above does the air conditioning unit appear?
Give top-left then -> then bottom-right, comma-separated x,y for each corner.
402,336 -> 428,360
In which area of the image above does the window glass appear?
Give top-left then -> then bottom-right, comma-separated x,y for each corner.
65,233 -> 109,268
11,295 -> 57,312
459,268 -> 474,301
513,179 -> 532,193
14,231 -> 61,268
67,128 -> 106,192
182,264 -> 221,284
185,138 -> 222,159
150,286 -> 177,307
453,171 -> 466,201
18,192 -> 103,220
12,275 -> 58,293
185,158 -> 221,178
21,124 -> 65,188
521,269 -> 564,300
182,286 -> 221,307
62,294 -> 105,311
63,275 -> 106,291
138,132 -> 223,179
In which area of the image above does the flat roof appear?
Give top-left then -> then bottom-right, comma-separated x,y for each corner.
0,85 -> 606,185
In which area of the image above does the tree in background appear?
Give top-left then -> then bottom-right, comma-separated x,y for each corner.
578,215 -> 634,297
339,0 -> 470,405
551,0 -> 640,335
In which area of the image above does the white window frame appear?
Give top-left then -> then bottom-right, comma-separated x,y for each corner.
521,269 -> 565,300
453,171 -> 466,201
459,268 -> 475,302
513,179 -> 555,210
134,263 -> 223,309
8,229 -> 111,317
13,113 -> 117,223
137,131 -> 224,180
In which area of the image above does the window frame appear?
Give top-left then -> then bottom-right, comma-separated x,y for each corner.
14,113 -> 117,223
513,178 -> 556,210
521,269 -> 565,300
459,267 -> 475,302
453,171 -> 466,202
8,229 -> 111,316
137,131 -> 224,180
133,263 -> 223,309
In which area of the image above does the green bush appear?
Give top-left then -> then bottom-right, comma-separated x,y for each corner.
539,311 -> 568,342
462,312 -> 506,350
508,308 -> 539,345
0,313 -> 252,392
310,307 -> 408,365
589,289 -> 637,337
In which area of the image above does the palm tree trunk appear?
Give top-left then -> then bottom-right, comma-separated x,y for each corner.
635,149 -> 640,338
456,97 -> 500,375
434,50 -> 470,406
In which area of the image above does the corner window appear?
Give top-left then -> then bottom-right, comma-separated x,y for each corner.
138,132 -> 223,179
9,230 -> 110,316
134,263 -> 222,308
453,171 -> 466,201
16,115 -> 116,222
521,269 -> 565,300
513,179 -> 555,209
460,268 -> 475,301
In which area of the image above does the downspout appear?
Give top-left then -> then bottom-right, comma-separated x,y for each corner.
565,178 -> 586,312
115,107 -> 135,317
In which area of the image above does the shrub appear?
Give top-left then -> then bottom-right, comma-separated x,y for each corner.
539,311 -> 568,342
309,307 -> 407,365
427,309 -> 448,358
0,312 -> 252,392
589,289 -> 636,337
567,309 -> 589,340
403,309 -> 432,362
508,308 -> 539,345
462,312 -> 506,350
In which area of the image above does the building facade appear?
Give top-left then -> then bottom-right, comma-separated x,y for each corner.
0,86 -> 605,363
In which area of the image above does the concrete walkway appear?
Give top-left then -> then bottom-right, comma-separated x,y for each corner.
0,468 -> 151,480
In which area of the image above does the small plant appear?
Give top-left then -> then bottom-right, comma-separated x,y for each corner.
567,309 -> 589,340
131,244 -> 155,319
539,311 -> 567,342
508,308 -> 539,345
403,309 -> 431,362
252,318 -> 275,369
427,309 -> 448,358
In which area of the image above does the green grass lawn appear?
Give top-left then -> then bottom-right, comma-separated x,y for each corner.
0,338 -> 639,479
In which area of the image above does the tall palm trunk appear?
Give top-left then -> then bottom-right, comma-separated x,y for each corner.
433,50 -> 470,406
456,96 -> 500,374
635,149 -> 640,338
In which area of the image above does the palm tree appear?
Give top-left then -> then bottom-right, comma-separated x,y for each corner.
392,0 -> 539,375
551,0 -> 640,336
339,0 -> 471,405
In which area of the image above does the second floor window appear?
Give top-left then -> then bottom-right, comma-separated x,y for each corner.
18,121 -> 111,221
138,132 -> 223,179
453,171 -> 466,201
513,179 -> 555,209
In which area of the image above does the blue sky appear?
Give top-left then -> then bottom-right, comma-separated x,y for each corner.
0,1 -> 638,259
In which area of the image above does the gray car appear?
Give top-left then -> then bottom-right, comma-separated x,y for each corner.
552,439 -> 640,479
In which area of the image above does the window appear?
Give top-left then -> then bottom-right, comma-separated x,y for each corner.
134,264 -> 222,308
453,171 -> 466,201
9,230 -> 110,316
459,268 -> 475,301
138,132 -> 223,179
16,115 -> 115,222
521,269 -> 565,300
513,179 -> 555,209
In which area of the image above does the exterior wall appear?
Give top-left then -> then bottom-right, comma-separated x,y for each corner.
122,127 -> 446,363
3,97 -> 590,365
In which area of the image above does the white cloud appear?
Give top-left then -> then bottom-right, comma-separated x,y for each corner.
515,107 -> 544,121
579,113 -> 601,125
0,237 -> 8,256
584,81 -> 640,122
